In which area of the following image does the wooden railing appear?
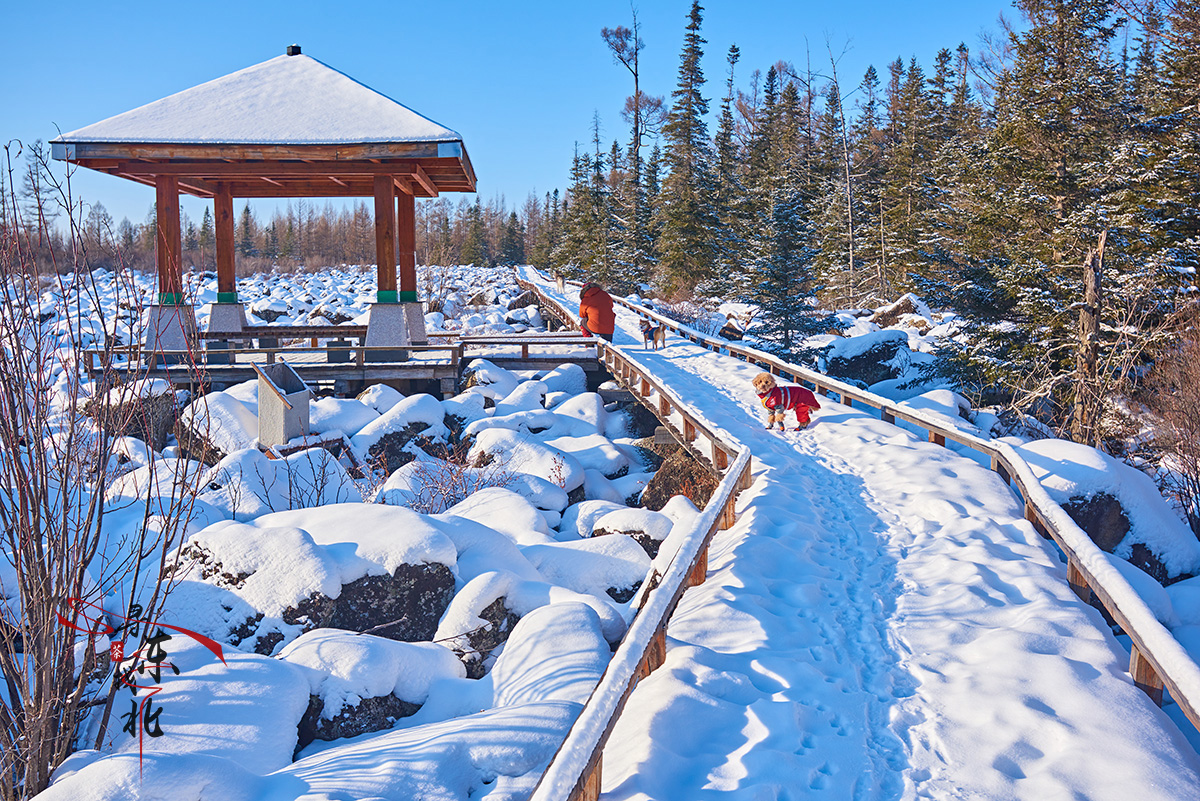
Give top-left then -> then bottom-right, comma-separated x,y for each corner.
511,274 -> 754,800
530,450 -> 752,801
517,269 -> 1200,743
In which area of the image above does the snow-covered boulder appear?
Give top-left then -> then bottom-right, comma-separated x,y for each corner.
435,570 -> 625,677
469,428 -> 585,495
490,603 -> 610,708
177,389 -> 259,464
552,392 -> 608,432
443,487 -> 555,545
198,447 -> 362,521
169,505 -> 458,653
351,393 -> 449,472
520,535 -> 651,603
462,359 -> 520,399
545,433 -> 629,478
593,507 -> 675,558
309,397 -> 379,437
357,383 -> 404,414
1017,438 -> 1200,581
106,634 -> 310,771
820,329 -> 910,387
279,629 -> 465,747
541,363 -> 588,397
494,380 -> 548,417
558,499 -> 627,540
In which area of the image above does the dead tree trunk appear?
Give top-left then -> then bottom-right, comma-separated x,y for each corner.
1072,230 -> 1107,446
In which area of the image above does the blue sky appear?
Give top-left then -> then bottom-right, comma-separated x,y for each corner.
2,0 -> 1017,228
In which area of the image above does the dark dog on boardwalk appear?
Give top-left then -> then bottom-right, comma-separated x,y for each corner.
639,318 -> 666,350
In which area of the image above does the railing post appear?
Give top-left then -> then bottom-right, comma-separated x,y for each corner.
1067,560 -> 1091,603
881,410 -> 895,424
1130,645 -> 1165,706
659,396 -> 671,417
841,393 -> 853,407
569,758 -> 602,801
683,419 -> 696,442
929,431 -> 946,447
1025,502 -> 1050,539
687,548 -> 708,587
990,455 -> 1010,484
713,444 -> 729,471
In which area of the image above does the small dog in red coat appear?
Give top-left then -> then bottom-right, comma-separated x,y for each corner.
752,372 -> 821,431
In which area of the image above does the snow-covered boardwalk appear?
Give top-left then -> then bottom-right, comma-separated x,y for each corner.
532,280 -> 1200,800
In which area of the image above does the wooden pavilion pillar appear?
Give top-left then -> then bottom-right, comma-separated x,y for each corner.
155,175 -> 183,305
374,175 -> 397,303
397,184 -> 417,303
214,185 -> 237,302
146,174 -> 197,356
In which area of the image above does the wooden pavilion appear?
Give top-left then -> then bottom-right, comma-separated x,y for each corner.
51,45 -> 476,355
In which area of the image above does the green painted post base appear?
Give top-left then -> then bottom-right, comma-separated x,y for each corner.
158,292 -> 185,305
216,291 -> 239,303
377,290 -> 398,303
398,290 -> 418,303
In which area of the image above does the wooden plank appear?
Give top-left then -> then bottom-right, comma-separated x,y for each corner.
929,431 -> 946,447
374,175 -> 396,294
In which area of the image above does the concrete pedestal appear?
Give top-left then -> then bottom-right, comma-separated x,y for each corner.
404,302 -> 428,346
364,302 -> 411,362
143,304 -> 198,365
207,302 -> 247,334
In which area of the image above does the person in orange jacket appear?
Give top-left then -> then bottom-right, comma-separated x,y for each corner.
578,282 -> 616,342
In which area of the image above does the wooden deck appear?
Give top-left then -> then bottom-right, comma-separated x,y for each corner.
86,332 -> 604,395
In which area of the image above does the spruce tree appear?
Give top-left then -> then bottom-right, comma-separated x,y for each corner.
654,0 -> 721,297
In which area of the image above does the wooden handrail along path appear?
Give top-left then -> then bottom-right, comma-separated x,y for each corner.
516,270 -> 1200,788
514,277 -> 753,801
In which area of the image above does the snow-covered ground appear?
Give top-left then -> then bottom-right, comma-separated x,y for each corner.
524,271 -> 1200,800
24,264 -> 1200,799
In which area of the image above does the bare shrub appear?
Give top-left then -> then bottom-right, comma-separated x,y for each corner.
0,142 -> 200,798
1144,317 -> 1200,537
648,299 -> 723,337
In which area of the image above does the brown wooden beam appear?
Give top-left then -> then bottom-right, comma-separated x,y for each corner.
373,175 -> 397,299
67,141 -> 444,161
215,185 -> 236,300
397,190 -> 416,302
407,164 -> 438,197
154,175 -> 183,304
114,160 -> 440,177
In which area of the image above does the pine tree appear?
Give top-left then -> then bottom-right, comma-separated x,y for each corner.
237,202 -> 256,257
654,0 -> 721,297
499,211 -> 526,265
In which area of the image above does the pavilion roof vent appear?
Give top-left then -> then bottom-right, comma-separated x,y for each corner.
287,44 -> 301,56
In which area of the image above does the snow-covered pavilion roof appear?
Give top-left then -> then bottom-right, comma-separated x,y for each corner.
55,53 -> 461,146
50,49 -> 475,198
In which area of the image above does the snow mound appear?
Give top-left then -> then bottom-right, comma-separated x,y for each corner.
1017,438 -> 1200,576
491,603 -> 610,708
469,428 -> 585,492
309,397 -> 379,437
198,447 -> 362,521
520,535 -> 651,602
443,486 -> 555,544
435,570 -> 626,646
559,499 -> 628,540
541,363 -> 588,396
278,629 -> 465,715
464,358 -> 520,399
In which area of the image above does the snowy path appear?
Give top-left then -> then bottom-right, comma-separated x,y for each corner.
533,281 -> 1200,800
